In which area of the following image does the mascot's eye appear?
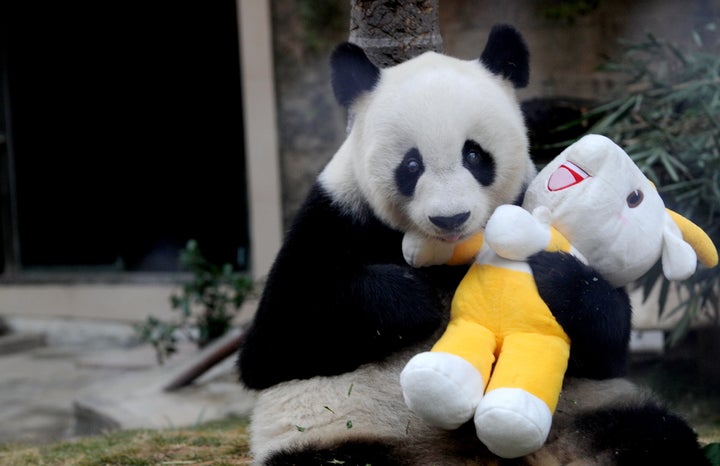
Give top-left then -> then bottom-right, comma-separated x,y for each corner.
626,189 -> 644,208
395,148 -> 425,197
462,140 -> 495,186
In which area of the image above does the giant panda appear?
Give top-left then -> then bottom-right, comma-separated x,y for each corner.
238,25 -> 710,466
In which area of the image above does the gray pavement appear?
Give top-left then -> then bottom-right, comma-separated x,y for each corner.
0,317 -> 256,445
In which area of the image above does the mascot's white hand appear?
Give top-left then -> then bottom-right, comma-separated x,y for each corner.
402,231 -> 455,267
485,205 -> 551,261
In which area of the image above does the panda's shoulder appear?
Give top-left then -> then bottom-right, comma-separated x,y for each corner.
281,181 -> 403,260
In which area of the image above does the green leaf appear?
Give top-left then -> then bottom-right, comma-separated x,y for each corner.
704,442 -> 720,466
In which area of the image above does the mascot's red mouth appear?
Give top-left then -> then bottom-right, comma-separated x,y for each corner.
547,160 -> 590,191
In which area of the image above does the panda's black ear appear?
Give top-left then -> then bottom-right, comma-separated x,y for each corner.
480,24 -> 529,89
330,42 -> 381,108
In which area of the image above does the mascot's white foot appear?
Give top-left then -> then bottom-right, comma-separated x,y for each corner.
400,352 -> 484,429
474,388 -> 552,458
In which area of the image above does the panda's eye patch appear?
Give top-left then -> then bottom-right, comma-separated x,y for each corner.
462,140 -> 495,186
395,148 -> 425,197
626,189 -> 643,208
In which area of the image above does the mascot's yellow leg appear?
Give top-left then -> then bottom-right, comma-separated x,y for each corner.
486,332 -> 569,412
431,318 -> 496,390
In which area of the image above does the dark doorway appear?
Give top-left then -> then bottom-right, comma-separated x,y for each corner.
1,0 -> 249,274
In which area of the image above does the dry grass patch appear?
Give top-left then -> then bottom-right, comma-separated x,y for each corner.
0,417 -> 250,466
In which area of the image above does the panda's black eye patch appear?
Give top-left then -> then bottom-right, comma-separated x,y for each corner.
463,140 -> 495,186
395,148 -> 424,197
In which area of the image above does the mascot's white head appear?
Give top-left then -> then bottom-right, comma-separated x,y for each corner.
320,25 -> 536,243
524,134 -> 718,287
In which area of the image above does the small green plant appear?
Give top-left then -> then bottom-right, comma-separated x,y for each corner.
553,25 -> 720,345
136,240 -> 253,363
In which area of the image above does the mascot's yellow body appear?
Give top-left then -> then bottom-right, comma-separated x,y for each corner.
435,228 -> 574,413
401,134 -> 718,459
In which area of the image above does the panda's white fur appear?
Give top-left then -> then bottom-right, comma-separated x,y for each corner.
250,346 -> 648,466
240,25 -> 710,466
249,344 -> 660,465
321,51 -> 534,242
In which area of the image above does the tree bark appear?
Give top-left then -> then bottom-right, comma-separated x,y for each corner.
349,0 -> 442,68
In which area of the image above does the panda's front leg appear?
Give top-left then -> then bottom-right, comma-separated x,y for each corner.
402,231 -> 456,267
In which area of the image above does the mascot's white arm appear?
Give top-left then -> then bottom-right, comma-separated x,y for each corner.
484,205 -> 554,261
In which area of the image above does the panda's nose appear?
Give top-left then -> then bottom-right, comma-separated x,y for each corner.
429,212 -> 470,231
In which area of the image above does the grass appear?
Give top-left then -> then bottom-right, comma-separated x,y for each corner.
0,417 -> 251,466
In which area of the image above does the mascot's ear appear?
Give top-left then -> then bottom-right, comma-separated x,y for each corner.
330,42 -> 381,108
480,24 -> 529,89
666,208 -> 719,269
661,213 -> 700,281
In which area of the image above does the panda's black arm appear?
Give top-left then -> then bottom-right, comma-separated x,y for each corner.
528,251 -> 632,379
238,184 -> 461,390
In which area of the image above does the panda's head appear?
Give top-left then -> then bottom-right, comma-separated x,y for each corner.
320,25 -> 535,243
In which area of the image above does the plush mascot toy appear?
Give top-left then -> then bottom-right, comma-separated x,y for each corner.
400,134 -> 718,458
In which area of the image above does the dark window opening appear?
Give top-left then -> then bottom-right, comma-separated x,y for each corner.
1,0 -> 249,275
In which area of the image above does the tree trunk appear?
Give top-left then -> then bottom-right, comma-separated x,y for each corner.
349,0 -> 442,68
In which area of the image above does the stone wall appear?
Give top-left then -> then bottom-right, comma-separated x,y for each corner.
270,0 -> 350,228
439,0 -> 720,100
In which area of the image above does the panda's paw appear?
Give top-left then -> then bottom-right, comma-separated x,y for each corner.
400,352 -> 483,429
474,388 -> 552,459
402,232 -> 455,267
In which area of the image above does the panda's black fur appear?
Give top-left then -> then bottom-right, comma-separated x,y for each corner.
239,183 -> 466,390
239,25 -> 709,466
528,251 -> 632,380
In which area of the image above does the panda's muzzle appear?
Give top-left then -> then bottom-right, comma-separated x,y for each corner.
429,211 -> 470,232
